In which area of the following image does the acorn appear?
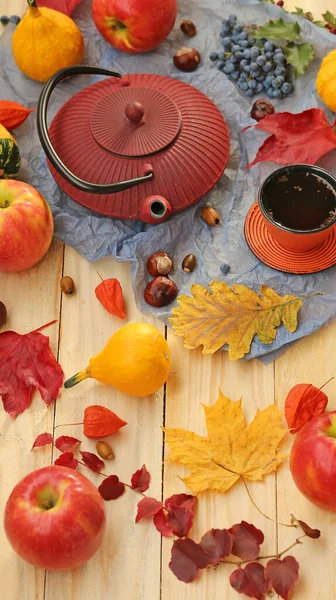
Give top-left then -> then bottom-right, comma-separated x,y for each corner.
200,206 -> 221,226
96,441 -> 114,460
60,276 -> 75,295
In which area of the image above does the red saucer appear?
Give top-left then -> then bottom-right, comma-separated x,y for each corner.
244,201 -> 336,274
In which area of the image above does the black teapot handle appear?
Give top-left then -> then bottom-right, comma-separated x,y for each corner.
36,65 -> 154,194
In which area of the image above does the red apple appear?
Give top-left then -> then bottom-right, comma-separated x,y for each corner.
4,466 -> 106,570
290,410 -> 336,512
92,0 -> 177,54
0,179 -> 54,272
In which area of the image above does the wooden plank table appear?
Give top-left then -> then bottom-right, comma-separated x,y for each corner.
0,1 -> 335,599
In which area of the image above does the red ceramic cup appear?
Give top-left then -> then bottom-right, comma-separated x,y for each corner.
258,164 -> 336,252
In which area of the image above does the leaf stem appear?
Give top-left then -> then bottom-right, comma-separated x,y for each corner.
319,376 -> 335,391
220,535 -> 306,566
30,320 -> 58,334
96,271 -> 104,282
98,471 -> 147,497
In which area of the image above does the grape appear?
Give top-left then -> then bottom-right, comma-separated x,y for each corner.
243,49 -> 252,59
210,52 -> 219,61
265,51 -> 274,60
243,65 -> 251,73
229,14 -> 237,22
256,82 -> 264,93
263,62 -> 272,72
232,35 -> 241,43
274,53 -> 285,64
256,73 -> 265,82
224,62 -> 235,74
281,82 -> 292,94
250,62 -> 259,72
272,89 -> 281,98
276,75 -> 285,85
245,88 -> 255,97
272,77 -> 282,88
267,87 -> 274,98
274,47 -> 283,54
217,51 -> 225,60
222,36 -> 232,46
233,24 -> 243,33
238,31 -> 248,40
275,66 -> 285,76
264,41 -> 274,52
248,79 -> 257,89
250,46 -> 260,58
249,36 -> 256,45
232,44 -> 242,52
239,72 -> 248,81
265,74 -> 275,83
222,19 -> 231,27
241,81 -> 249,91
263,80 -> 271,90
256,55 -> 266,66
240,40 -> 249,48
217,61 -> 225,70
235,51 -> 244,60
240,58 -> 248,68
231,71 -> 240,80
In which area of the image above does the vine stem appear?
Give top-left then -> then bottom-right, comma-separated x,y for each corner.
212,460 -> 294,528
220,535 -> 306,567
30,320 -> 58,334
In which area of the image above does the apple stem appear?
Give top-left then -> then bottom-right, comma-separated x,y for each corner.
319,376 -> 335,391
30,320 -> 58,334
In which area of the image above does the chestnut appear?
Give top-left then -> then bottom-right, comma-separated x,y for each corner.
182,254 -> 197,272
250,100 -> 275,122
174,47 -> 201,72
180,19 -> 197,37
146,252 -> 173,276
144,276 -> 178,307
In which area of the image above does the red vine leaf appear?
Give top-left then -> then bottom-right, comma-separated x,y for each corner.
265,556 -> 299,600
228,521 -> 264,561
98,475 -> 125,501
200,528 -> 233,565
55,435 -> 81,453
285,383 -> 328,434
0,328 -> 64,418
165,493 -> 196,538
80,451 -> 105,472
245,109 -> 336,169
54,451 -> 78,470
290,515 -> 321,539
131,465 -> 150,492
153,509 -> 173,537
135,497 -> 163,523
169,538 -> 209,583
95,277 -> 125,319
83,405 -> 127,438
230,563 -> 269,600
36,0 -> 83,15
31,432 -> 53,450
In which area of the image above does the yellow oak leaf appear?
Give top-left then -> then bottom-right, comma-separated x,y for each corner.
170,281 -> 318,359
163,391 -> 288,495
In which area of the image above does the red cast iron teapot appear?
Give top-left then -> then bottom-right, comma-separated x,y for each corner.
37,65 -> 230,224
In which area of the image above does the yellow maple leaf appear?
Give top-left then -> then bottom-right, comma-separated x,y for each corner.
163,391 -> 288,495
170,281 -> 315,359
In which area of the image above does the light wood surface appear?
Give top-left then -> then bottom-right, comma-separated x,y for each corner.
0,1 -> 335,599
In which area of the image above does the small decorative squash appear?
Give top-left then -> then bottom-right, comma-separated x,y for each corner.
12,0 -> 85,83
0,124 -> 21,179
316,49 -> 336,113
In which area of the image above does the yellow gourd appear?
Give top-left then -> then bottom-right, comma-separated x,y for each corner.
12,0 -> 84,83
64,322 -> 171,397
316,49 -> 336,113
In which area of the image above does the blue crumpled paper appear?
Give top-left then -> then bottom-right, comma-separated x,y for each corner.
0,0 -> 336,363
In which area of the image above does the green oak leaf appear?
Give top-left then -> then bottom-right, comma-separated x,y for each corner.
285,42 -> 315,78
292,7 -> 305,16
254,18 -> 301,42
313,20 -> 327,28
323,11 -> 336,26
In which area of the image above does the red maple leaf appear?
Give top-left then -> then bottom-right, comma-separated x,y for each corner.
0,326 -> 64,418
36,0 -> 83,15
98,475 -> 125,501
245,109 -> 336,169
228,521 -> 264,561
135,497 -> 163,523
55,435 -> 81,453
131,465 -> 150,493
230,563 -> 269,600
265,556 -> 299,600
54,451 -> 78,470
285,383 -> 328,434
31,432 -> 53,450
80,451 -> 105,472
200,528 -> 233,565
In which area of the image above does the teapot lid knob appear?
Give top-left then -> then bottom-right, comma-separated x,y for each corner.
125,101 -> 145,126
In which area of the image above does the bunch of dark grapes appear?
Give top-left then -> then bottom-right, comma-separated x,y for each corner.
209,14 -> 293,99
